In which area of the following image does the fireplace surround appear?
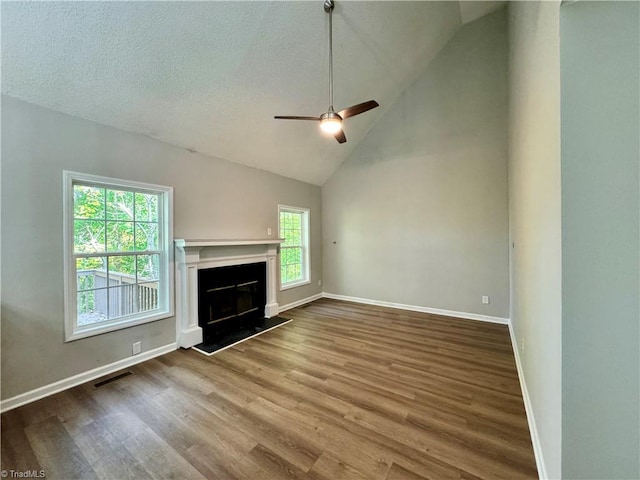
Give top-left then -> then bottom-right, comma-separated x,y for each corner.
174,239 -> 282,348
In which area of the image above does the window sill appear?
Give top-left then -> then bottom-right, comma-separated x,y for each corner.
65,310 -> 172,342
280,279 -> 311,291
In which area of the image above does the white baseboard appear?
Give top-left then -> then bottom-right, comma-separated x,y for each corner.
322,292 -> 510,325
508,322 -> 547,480
278,293 -> 323,313
0,343 -> 177,414
0,292 -> 546,480
0,290 -> 323,414
321,292 -> 543,478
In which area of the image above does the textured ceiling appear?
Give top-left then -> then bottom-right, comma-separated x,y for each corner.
2,1 -> 504,186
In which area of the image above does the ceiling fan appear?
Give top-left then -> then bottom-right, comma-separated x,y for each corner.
274,0 -> 379,144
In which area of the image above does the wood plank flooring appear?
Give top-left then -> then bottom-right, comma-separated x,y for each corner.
1,299 -> 538,479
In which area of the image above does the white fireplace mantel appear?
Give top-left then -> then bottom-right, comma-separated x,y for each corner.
174,238 -> 283,348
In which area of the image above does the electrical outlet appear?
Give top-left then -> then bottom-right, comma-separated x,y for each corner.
267,227 -> 272,236
520,338 -> 525,354
482,295 -> 490,304
318,279 -> 322,286
132,341 -> 141,355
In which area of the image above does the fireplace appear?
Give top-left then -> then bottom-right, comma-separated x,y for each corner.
198,262 -> 266,343
174,239 -> 282,348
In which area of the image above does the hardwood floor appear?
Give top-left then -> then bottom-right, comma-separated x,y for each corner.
1,299 -> 538,479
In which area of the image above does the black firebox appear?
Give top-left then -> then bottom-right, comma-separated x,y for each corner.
198,262 -> 266,344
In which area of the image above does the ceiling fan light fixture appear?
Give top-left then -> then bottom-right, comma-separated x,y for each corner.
320,113 -> 342,134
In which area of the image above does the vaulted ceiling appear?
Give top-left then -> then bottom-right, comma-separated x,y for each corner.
1,1 -> 504,185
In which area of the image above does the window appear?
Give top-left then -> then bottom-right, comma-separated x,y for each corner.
63,171 -> 173,341
278,205 -> 310,290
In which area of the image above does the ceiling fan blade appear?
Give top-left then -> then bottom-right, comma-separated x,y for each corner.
338,100 -> 379,119
334,130 -> 347,144
274,115 -> 321,121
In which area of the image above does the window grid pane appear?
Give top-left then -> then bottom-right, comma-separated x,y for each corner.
135,222 -> 158,250
279,208 -> 307,286
74,219 -> 106,253
74,186 -> 105,220
137,254 -> 160,282
106,221 -> 135,252
106,189 -> 134,221
72,180 -> 165,328
135,192 -> 158,222
137,282 -> 160,314
77,288 -> 108,326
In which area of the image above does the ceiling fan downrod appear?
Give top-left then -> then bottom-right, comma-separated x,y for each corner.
324,0 -> 335,111
319,0 -> 342,134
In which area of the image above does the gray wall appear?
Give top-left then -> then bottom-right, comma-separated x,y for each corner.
561,2 -> 640,478
322,10 -> 509,318
507,2 -> 562,478
1,95 -> 322,400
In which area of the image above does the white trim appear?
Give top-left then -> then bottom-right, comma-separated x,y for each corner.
0,343 -> 177,414
175,239 -> 282,248
321,292 -> 510,324
280,279 -> 312,291
192,319 -> 293,357
63,170 -> 174,342
278,205 -> 310,290
196,253 -> 269,271
508,321 -> 547,480
279,293 -> 323,313
174,240 -> 281,348
66,311 -> 174,342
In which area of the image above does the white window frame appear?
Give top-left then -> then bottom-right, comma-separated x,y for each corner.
63,171 -> 173,342
278,205 -> 310,290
